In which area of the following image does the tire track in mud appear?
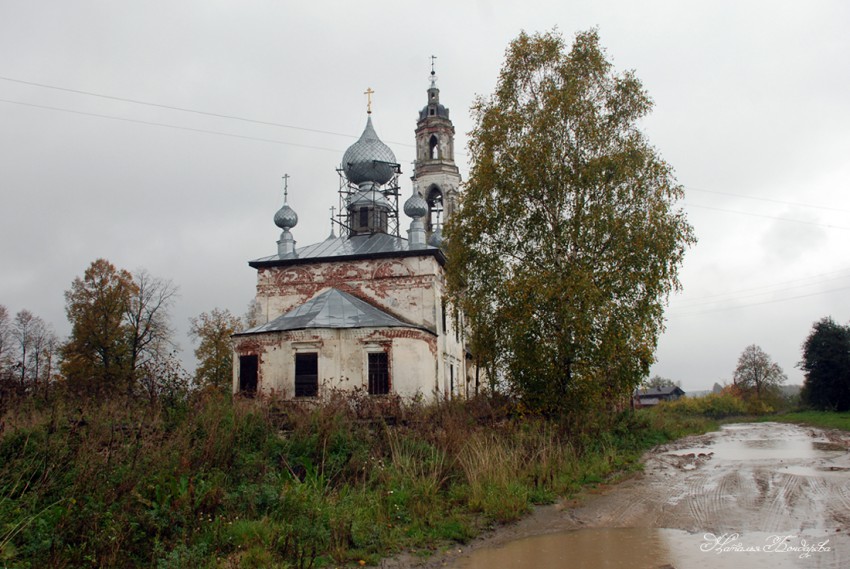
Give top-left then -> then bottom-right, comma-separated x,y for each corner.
759,472 -> 802,533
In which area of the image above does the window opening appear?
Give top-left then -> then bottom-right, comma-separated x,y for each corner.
239,355 -> 258,395
295,353 -> 318,397
368,352 -> 389,395
429,135 -> 439,159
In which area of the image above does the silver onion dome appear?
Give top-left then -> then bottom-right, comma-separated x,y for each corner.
342,116 -> 396,185
403,189 -> 428,219
274,202 -> 298,230
428,225 -> 443,248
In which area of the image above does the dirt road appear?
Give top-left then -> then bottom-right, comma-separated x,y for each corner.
437,422 -> 850,568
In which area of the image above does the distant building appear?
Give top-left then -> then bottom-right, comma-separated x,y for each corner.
232,67 -> 473,401
634,385 -> 686,407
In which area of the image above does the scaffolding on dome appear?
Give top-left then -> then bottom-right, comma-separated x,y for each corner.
334,161 -> 402,238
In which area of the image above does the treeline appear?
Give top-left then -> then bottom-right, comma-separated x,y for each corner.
1,258 -> 243,413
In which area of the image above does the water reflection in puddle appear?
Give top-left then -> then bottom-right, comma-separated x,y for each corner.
670,424 -> 847,463
453,527 -> 844,569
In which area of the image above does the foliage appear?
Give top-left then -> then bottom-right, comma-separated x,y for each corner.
189,308 -> 243,391
800,317 -> 850,411
643,375 -> 679,389
0,389 -> 714,568
61,259 -> 179,396
445,29 -> 695,418
653,392 -> 748,419
732,344 -> 786,400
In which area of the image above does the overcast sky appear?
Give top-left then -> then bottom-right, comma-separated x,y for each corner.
1,1 -> 848,392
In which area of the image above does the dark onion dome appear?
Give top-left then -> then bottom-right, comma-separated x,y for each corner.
342,116 -> 397,186
403,189 -> 428,219
274,202 -> 298,230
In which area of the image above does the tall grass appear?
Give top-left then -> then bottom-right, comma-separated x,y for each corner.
0,390 -> 714,568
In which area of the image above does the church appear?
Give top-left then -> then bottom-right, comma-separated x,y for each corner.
231,69 -> 472,401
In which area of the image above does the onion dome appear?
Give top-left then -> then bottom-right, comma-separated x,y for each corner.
342,116 -> 396,186
403,189 -> 428,219
274,201 -> 298,230
428,225 -> 443,248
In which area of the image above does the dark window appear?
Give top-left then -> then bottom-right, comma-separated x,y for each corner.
295,353 -> 318,397
450,364 -> 454,394
239,355 -> 258,395
368,352 -> 389,395
454,312 -> 459,342
441,302 -> 447,335
359,207 -> 369,228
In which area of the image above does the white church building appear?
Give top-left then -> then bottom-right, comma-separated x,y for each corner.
232,70 -> 473,401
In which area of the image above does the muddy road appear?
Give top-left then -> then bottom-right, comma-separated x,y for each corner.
442,422 -> 850,568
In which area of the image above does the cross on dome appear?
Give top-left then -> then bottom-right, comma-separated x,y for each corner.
364,87 -> 375,114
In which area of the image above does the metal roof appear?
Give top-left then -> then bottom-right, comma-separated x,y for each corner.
636,386 -> 686,397
236,288 -> 433,335
249,233 -> 444,268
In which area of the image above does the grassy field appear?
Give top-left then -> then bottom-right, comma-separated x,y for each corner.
0,390 -> 717,568
767,410 -> 850,432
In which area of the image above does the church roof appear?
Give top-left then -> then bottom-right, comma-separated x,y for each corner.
236,287 -> 431,335
249,233 -> 445,268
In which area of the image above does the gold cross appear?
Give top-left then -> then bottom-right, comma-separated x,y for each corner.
282,174 -> 290,202
364,87 -> 375,114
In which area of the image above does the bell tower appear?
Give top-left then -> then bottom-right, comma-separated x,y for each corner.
412,57 -> 462,238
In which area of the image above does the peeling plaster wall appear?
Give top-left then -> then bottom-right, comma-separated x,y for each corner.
255,256 -> 441,331
233,327 -> 438,399
235,253 -> 471,401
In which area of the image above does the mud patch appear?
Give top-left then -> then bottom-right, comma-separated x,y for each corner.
453,527 -> 845,569
435,423 -> 850,568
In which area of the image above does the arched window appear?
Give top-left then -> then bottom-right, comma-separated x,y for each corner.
426,186 -> 443,234
429,135 -> 439,159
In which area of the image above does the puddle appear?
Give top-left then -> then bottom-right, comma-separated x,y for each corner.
669,424 -> 847,463
453,527 -> 845,569
450,424 -> 850,569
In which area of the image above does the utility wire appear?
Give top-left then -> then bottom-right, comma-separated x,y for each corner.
685,186 -> 850,214
668,284 -> 850,317
0,74 -> 419,149
0,98 -> 346,153
672,273 -> 850,309
672,267 -> 850,307
683,202 -> 850,231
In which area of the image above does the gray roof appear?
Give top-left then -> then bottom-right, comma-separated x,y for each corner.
236,288 -> 432,335
249,233 -> 444,268
637,385 -> 685,397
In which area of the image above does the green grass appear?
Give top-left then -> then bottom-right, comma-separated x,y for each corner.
0,390 -> 717,568
767,410 -> 850,432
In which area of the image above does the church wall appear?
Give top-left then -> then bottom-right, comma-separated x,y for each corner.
233,326 -> 439,400
255,255 -> 443,331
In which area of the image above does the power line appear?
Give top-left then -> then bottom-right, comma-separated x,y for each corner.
685,186 -> 850,214
683,202 -> 850,231
673,267 -> 850,308
668,284 -> 850,317
0,98 -> 346,153
0,74 -> 419,149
